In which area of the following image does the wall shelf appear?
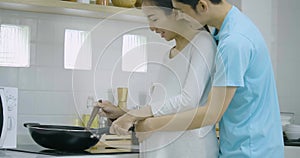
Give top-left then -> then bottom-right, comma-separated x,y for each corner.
0,0 -> 147,23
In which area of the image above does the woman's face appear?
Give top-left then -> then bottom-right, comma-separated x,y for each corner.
142,3 -> 179,41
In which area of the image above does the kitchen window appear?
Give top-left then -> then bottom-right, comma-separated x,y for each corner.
122,34 -> 147,72
0,24 -> 30,67
64,29 -> 92,70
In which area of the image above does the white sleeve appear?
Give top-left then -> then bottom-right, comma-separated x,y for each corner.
151,32 -> 216,117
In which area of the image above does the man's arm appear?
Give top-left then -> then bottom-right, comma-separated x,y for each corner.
136,86 -> 236,132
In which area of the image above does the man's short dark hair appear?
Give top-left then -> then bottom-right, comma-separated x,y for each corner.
174,0 -> 222,10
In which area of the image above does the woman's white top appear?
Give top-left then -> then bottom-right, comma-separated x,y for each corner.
140,31 -> 219,158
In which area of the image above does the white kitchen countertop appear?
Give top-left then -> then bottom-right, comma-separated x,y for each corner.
0,149 -> 139,158
2,146 -> 300,158
285,146 -> 300,158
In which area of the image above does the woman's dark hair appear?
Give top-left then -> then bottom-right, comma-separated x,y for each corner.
175,0 -> 222,10
143,0 -> 174,15
143,0 -> 210,32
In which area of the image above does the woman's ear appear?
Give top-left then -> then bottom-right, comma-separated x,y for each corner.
196,0 -> 208,13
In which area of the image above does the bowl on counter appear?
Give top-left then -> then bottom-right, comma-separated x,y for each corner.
111,0 -> 136,8
285,131 -> 300,140
281,112 -> 295,132
134,0 -> 142,8
285,124 -> 300,132
284,124 -> 300,140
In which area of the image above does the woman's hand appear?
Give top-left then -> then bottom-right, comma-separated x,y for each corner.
97,101 -> 126,120
110,113 -> 136,135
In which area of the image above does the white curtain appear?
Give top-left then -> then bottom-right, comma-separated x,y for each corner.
0,24 -> 30,67
64,29 -> 92,70
122,34 -> 147,72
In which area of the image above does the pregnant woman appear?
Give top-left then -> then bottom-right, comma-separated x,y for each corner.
98,0 -> 218,157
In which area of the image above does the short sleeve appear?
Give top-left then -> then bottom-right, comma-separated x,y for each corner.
213,34 -> 252,87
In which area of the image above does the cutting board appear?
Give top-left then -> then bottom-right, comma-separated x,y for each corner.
88,134 -> 134,153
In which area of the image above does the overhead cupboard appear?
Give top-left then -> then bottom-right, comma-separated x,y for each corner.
0,0 -> 147,22
0,0 -> 149,70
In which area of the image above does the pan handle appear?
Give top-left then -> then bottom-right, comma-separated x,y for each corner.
86,100 -> 102,130
24,123 -> 40,128
90,126 -> 110,139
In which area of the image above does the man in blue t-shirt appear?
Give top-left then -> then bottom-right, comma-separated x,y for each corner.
135,0 -> 284,157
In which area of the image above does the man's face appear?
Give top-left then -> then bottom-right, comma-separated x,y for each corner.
172,0 -> 204,29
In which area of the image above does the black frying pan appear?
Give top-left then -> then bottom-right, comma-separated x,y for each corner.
24,123 -> 110,151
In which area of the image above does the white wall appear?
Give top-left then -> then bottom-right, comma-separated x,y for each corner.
227,0 -> 241,10
0,9 -> 170,144
276,0 -> 300,123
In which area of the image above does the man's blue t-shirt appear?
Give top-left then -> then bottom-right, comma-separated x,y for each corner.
213,6 -> 284,158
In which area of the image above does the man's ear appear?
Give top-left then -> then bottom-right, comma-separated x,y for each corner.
196,0 -> 208,13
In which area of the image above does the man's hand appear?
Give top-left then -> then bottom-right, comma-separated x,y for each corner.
110,113 -> 136,135
109,106 -> 154,136
97,101 -> 126,120
135,119 -> 153,142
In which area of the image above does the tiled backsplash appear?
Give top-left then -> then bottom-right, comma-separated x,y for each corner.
0,9 -> 171,144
